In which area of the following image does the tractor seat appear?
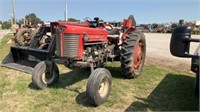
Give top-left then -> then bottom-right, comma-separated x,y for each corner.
108,29 -> 120,35
107,29 -> 120,38
89,22 -> 97,28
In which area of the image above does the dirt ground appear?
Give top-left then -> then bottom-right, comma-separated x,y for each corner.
145,33 -> 200,73
0,30 -> 10,40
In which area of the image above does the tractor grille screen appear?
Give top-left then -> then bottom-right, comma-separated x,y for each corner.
63,34 -> 79,58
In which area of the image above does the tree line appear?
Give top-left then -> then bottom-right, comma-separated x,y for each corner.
0,13 -> 43,29
0,13 -> 80,29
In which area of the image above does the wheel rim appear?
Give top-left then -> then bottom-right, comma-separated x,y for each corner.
22,32 -> 31,45
132,41 -> 144,73
98,77 -> 109,98
42,72 -> 54,84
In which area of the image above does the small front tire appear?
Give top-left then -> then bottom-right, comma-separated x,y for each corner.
32,61 -> 59,89
86,68 -> 112,106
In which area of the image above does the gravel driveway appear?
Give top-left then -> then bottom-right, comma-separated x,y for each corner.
145,33 -> 199,73
0,30 -> 10,40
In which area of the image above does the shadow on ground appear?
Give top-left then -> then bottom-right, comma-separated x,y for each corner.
28,64 -> 125,107
28,68 -> 90,90
125,73 -> 199,111
28,64 -> 199,110
74,65 -> 126,107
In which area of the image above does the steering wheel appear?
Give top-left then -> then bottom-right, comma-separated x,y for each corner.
84,17 -> 92,22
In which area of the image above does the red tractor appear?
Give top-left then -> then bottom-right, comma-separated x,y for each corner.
1,15 -> 146,106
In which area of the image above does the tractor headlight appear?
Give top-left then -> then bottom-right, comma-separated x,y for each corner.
59,26 -> 66,32
83,34 -> 89,42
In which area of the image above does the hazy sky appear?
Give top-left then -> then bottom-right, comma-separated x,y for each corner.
0,0 -> 199,24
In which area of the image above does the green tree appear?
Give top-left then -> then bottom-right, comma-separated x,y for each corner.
68,18 -> 79,22
25,13 -> 44,25
17,19 -> 24,26
2,21 -> 11,29
0,21 -> 2,24
99,19 -> 104,22
152,23 -> 158,29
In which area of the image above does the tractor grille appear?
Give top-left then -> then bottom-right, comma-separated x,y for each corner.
63,34 -> 79,58
56,33 -> 79,58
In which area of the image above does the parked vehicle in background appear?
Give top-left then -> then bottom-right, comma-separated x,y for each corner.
170,26 -> 199,96
14,24 -> 40,46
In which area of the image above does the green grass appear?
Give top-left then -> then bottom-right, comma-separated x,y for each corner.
0,33 -> 13,60
0,34 -> 199,111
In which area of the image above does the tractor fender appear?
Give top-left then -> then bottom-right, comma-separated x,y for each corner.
121,27 -> 135,42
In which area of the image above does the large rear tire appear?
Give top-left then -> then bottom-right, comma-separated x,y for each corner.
32,61 -> 59,89
15,28 -> 34,46
86,68 -> 112,106
120,31 -> 146,78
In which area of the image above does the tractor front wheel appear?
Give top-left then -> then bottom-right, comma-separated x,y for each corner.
86,68 -> 112,106
32,61 -> 59,89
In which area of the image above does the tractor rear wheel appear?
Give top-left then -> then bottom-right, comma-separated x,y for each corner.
32,61 -> 59,89
15,28 -> 34,46
86,68 -> 112,106
120,31 -> 146,78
